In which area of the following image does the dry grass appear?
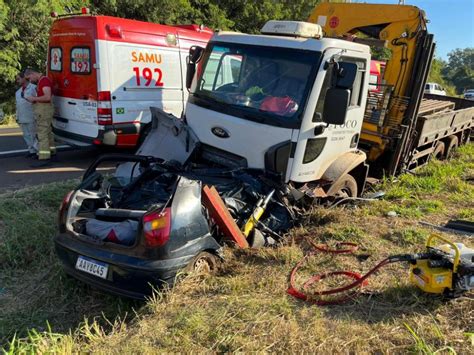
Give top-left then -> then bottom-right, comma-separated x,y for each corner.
2,144 -> 474,353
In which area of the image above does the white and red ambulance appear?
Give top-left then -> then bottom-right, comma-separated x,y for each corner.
47,10 -> 212,147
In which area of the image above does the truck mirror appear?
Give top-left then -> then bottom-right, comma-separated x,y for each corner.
322,88 -> 350,126
186,46 -> 204,90
335,62 -> 358,89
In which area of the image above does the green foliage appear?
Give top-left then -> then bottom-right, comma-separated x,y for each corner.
0,0 -> 321,113
0,0 -> 84,112
427,57 -> 456,96
442,48 -> 474,94
89,0 -> 233,30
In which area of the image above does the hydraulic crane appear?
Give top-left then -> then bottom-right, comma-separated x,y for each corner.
309,2 -> 435,174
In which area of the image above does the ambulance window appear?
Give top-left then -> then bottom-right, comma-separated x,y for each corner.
70,47 -> 91,74
50,47 -> 62,72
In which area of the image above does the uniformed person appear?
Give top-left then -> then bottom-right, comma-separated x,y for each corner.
24,68 -> 56,166
15,72 -> 38,157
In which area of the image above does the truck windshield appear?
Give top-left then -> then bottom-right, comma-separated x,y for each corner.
191,42 -> 321,128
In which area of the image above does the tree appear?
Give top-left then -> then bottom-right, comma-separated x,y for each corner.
0,0 -> 84,111
216,0 -> 320,34
442,48 -> 474,94
427,57 -> 456,96
89,0 -> 233,30
1,0 -> 323,111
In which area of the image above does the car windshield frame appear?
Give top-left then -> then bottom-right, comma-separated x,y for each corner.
189,41 -> 322,129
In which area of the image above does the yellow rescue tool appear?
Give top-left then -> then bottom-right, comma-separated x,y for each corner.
409,234 -> 474,297
243,189 -> 275,237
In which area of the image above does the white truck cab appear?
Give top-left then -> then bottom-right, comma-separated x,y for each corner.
185,21 -> 371,196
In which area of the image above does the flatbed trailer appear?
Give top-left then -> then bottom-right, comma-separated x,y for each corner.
406,95 -> 474,168
310,2 -> 473,178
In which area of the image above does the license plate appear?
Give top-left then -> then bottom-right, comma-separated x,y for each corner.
75,256 -> 108,279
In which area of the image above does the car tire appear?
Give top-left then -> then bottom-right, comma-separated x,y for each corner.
326,174 -> 358,198
186,251 -> 218,275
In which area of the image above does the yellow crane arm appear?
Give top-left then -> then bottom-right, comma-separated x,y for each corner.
309,2 -> 433,170
309,3 -> 427,98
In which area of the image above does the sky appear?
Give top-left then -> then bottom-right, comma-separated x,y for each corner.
359,0 -> 474,60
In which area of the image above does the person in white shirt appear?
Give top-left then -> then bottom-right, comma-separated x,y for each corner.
15,72 -> 38,157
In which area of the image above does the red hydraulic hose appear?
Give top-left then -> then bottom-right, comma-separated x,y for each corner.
287,240 -> 392,306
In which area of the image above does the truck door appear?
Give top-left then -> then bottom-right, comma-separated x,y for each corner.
289,52 -> 369,183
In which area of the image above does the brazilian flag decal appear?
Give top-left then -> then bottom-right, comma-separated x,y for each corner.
116,107 -> 125,114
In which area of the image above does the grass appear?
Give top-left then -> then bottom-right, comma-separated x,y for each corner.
1,144 -> 473,353
0,114 -> 18,128
0,181 -> 138,348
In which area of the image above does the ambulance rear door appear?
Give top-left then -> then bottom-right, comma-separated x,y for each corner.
49,16 -> 99,145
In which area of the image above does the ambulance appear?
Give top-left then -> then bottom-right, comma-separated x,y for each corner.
47,10 -> 212,147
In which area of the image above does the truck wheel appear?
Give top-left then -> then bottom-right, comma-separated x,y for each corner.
326,174 -> 358,198
186,251 -> 218,275
444,136 -> 459,158
432,141 -> 445,160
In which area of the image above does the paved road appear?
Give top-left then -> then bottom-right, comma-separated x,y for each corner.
0,126 -> 119,193
0,127 -> 27,153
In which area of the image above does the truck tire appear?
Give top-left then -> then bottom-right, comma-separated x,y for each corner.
432,141 -> 445,160
326,174 -> 358,198
444,135 -> 459,158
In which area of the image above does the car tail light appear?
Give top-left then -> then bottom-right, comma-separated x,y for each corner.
58,190 -> 74,230
143,208 -> 171,247
97,91 -> 112,125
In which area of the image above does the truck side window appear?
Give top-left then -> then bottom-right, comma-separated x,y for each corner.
312,68 -> 333,122
346,59 -> 366,107
50,47 -> 62,72
70,47 -> 91,74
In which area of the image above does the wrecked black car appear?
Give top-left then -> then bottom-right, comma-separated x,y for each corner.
54,109 -> 295,299
55,158 -> 293,299
55,156 -> 222,299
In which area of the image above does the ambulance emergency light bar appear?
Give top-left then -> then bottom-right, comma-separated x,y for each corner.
51,7 -> 90,18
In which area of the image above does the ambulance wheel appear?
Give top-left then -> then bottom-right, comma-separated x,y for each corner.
186,251 -> 218,275
432,141 -> 445,160
326,174 -> 358,199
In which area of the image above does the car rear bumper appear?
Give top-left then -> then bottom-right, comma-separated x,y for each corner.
54,233 -> 195,299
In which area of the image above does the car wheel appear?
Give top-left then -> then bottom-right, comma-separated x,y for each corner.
186,251 -> 218,275
326,174 -> 358,198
